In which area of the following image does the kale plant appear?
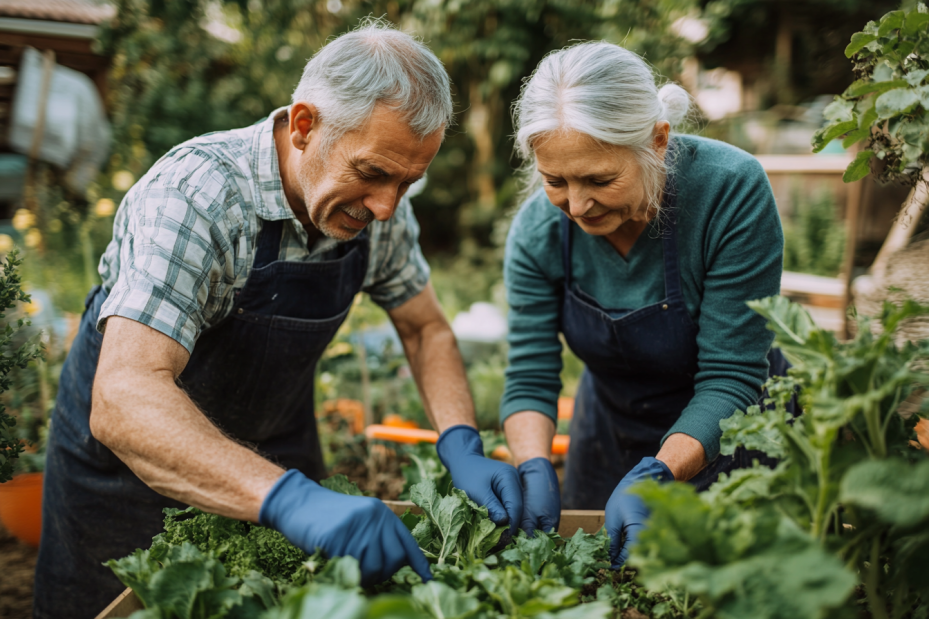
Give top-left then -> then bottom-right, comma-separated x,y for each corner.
630,296 -> 929,619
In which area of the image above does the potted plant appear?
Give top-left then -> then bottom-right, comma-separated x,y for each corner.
0,249 -> 46,547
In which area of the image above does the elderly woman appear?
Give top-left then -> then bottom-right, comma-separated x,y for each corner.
501,42 -> 788,566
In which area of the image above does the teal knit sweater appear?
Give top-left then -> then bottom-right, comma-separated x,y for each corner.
500,135 -> 783,461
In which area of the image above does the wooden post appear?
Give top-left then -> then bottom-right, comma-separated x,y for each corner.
841,177 -> 864,340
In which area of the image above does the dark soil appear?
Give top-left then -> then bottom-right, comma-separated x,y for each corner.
0,521 -> 38,619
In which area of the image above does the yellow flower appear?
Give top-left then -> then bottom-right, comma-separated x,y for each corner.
23,299 -> 41,316
112,170 -> 135,192
24,229 -> 42,248
95,198 -> 116,217
12,209 -> 35,231
0,235 -> 13,253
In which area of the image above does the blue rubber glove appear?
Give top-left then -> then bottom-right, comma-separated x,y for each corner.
517,457 -> 561,536
435,425 -> 523,534
259,470 -> 432,587
605,457 -> 673,568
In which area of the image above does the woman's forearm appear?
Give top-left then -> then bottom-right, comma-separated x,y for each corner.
655,432 -> 707,481
503,411 -> 556,466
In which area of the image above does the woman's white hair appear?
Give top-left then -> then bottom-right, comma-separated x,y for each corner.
512,41 -> 691,213
292,18 -> 453,155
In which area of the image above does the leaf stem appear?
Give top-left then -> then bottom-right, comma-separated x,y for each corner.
865,538 -> 889,619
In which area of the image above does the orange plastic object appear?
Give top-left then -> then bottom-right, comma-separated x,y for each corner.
0,472 -> 44,547
916,418 -> 929,451
364,425 -> 570,455
382,414 -> 420,429
318,399 -> 365,435
557,397 -> 574,421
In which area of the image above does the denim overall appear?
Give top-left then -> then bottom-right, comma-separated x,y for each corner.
33,219 -> 369,618
559,193 -> 789,510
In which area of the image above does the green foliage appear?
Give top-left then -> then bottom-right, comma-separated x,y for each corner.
813,4 -> 929,184
0,250 -> 45,483
783,189 -> 847,277
320,473 -> 365,497
110,476 -> 681,619
631,296 -> 929,619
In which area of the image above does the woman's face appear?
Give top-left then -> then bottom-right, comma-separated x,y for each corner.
533,123 -> 669,237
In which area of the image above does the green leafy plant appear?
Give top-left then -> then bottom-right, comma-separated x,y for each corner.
0,250 -> 45,483
630,296 -> 929,619
109,473 -> 695,619
813,4 -> 929,183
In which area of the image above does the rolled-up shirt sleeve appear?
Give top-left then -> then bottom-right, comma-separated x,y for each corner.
363,197 -> 431,310
98,152 -> 234,354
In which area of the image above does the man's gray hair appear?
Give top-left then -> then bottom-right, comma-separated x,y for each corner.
512,41 -> 691,212
292,18 -> 453,153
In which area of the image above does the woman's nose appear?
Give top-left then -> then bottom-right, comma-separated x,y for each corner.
566,186 -> 591,217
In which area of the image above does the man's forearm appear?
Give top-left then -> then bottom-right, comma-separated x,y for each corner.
92,373 -> 284,522
90,317 -> 284,522
401,320 -> 476,433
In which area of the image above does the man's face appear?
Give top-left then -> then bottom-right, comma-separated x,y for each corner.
284,103 -> 443,241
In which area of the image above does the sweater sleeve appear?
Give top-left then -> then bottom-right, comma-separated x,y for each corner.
499,205 -> 563,424
663,158 -> 782,461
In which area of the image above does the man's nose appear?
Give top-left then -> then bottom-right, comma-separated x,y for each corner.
364,186 -> 401,221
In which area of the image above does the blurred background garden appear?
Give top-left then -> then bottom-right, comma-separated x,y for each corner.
1,0 -> 928,480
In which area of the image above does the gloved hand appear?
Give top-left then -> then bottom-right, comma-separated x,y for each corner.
259,469 -> 432,587
435,425 -> 523,534
605,457 -> 673,568
517,457 -> 561,536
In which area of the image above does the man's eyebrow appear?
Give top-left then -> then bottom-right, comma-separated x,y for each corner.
354,159 -> 390,177
355,159 -> 424,184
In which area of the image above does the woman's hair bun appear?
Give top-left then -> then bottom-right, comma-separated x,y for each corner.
657,83 -> 690,127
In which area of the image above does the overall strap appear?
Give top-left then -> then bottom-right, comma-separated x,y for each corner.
560,213 -> 573,289
659,177 -> 685,302
254,219 -> 285,269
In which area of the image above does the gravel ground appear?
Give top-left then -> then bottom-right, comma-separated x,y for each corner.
0,521 -> 38,619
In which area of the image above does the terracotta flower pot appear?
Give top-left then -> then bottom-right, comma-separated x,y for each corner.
0,472 -> 43,547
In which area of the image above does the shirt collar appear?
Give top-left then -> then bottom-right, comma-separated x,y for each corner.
251,106 -> 294,221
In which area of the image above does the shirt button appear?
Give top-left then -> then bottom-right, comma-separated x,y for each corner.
662,304 -> 668,310
237,308 -> 244,314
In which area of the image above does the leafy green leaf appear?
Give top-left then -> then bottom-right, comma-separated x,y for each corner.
822,98 -> 854,122
840,459 -> 929,528
411,581 -> 480,619
905,69 -> 929,87
843,150 -> 874,182
845,78 -> 908,98
875,88 -> 921,119
812,120 -> 858,152
904,11 -> 929,35
878,10 -> 905,37
846,32 -> 878,57
321,474 -> 365,496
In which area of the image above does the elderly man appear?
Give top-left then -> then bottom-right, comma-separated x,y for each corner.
34,22 -> 523,618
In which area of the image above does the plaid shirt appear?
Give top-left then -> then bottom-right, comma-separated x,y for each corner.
97,107 -> 431,353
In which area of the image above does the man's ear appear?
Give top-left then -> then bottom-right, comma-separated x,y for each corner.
290,102 -> 319,151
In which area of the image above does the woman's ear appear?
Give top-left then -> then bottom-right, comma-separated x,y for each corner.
289,102 -> 319,151
653,121 -> 671,154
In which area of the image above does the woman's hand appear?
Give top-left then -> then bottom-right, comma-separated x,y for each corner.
504,411 -> 560,536
605,457 -> 673,567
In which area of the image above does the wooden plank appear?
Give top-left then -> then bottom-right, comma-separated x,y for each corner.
755,154 -> 853,174
383,500 -> 605,537
95,587 -> 142,619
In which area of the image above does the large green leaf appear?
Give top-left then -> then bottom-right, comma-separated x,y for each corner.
632,483 -> 856,619
846,32 -> 878,57
843,150 -> 874,182
411,581 -> 480,619
877,10 -> 905,37
875,88 -> 921,119
840,459 -> 929,528
904,11 -> 929,36
812,120 -> 858,153
845,78 -> 908,98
